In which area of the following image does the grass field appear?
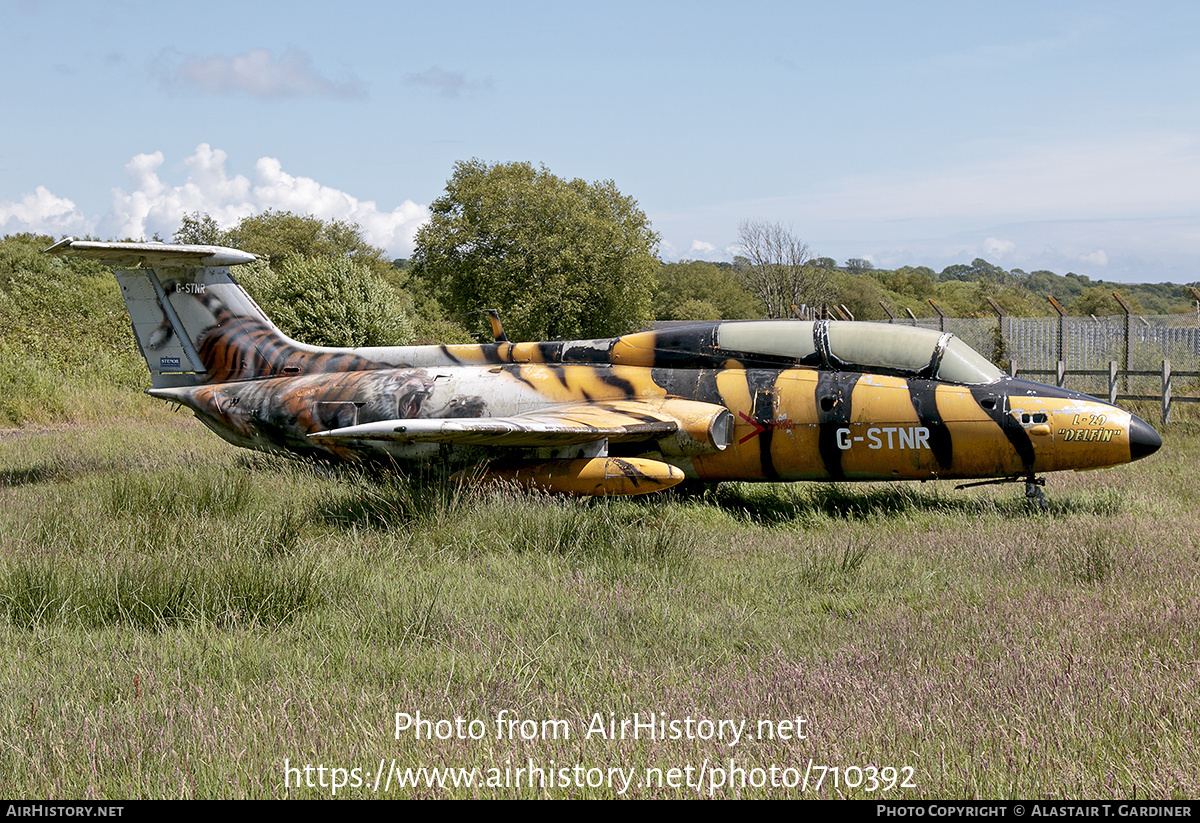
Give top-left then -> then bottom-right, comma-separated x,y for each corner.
1,407 -> 1196,798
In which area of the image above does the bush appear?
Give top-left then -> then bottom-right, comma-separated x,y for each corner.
238,256 -> 414,348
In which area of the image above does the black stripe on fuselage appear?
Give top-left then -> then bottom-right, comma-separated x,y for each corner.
815,371 -> 857,481
747,369 -> 781,480
982,377 -> 1100,474
907,379 -> 953,471
596,368 -> 637,398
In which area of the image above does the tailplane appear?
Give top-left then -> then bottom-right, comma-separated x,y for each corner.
45,239 -> 292,388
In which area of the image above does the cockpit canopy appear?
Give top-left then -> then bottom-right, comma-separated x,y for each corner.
716,320 -> 1004,384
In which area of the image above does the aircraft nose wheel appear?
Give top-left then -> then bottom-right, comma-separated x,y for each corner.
1025,476 -> 1048,512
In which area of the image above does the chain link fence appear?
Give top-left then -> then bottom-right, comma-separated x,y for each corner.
879,311 -> 1200,405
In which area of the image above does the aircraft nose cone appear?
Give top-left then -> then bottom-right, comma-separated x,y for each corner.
1129,414 -> 1162,461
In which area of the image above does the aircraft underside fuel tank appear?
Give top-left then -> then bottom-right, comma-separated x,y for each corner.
458,457 -> 686,496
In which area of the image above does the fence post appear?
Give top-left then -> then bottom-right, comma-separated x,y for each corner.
1056,360 -> 1066,388
1047,296 -> 1066,369
929,300 -> 947,333
879,301 -> 896,324
1162,359 -> 1172,425
1009,360 -> 1018,378
1108,361 -> 1118,405
1113,292 -> 1135,394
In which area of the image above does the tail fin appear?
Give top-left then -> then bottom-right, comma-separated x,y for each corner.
45,238 -> 289,388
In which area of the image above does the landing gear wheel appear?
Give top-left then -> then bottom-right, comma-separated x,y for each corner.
1025,476 -> 1048,512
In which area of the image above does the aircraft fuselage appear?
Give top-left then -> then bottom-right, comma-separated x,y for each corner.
159,361 -> 1157,484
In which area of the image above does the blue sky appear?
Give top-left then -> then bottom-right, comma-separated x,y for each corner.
2,0 -> 1197,282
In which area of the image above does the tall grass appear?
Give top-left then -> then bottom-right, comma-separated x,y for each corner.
0,417 -> 1196,798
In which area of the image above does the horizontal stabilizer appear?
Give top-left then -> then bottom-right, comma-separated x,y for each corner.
44,238 -> 257,268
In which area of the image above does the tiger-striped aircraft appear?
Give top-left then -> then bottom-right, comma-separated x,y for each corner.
46,238 -> 1161,499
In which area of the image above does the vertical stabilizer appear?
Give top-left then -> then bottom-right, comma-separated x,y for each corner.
44,239 -> 288,388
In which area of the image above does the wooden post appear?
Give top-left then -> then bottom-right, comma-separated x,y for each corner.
905,307 -> 918,326
1162,359 -> 1172,425
878,301 -> 896,323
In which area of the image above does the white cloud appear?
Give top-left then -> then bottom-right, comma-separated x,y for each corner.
0,186 -> 92,235
983,236 -> 1016,258
154,47 -> 366,100
250,156 -> 428,255
5,145 -> 428,257
1079,249 -> 1108,267
689,240 -> 717,255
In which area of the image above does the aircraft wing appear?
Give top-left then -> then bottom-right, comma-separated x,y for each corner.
309,398 -> 733,453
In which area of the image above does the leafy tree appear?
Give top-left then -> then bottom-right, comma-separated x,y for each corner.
734,219 -> 830,318
412,159 -> 659,340
673,298 -> 722,321
885,267 -> 936,299
654,260 -> 762,321
172,212 -> 225,245
238,256 -> 414,347
1071,287 -> 1142,317
217,209 -> 392,278
829,271 -> 885,321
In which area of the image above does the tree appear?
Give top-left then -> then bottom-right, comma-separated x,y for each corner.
412,159 -> 659,341
1071,287 -> 1142,317
830,271 -> 885,321
734,219 -> 830,318
654,260 -> 762,321
237,256 -> 414,347
222,210 -> 392,278
886,267 -> 936,299
173,212 -> 224,245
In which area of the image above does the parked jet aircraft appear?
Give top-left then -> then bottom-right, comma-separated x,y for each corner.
47,239 -> 1161,498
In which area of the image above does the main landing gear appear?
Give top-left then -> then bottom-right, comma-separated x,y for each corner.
1023,476 -> 1048,512
956,474 -> 1049,512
